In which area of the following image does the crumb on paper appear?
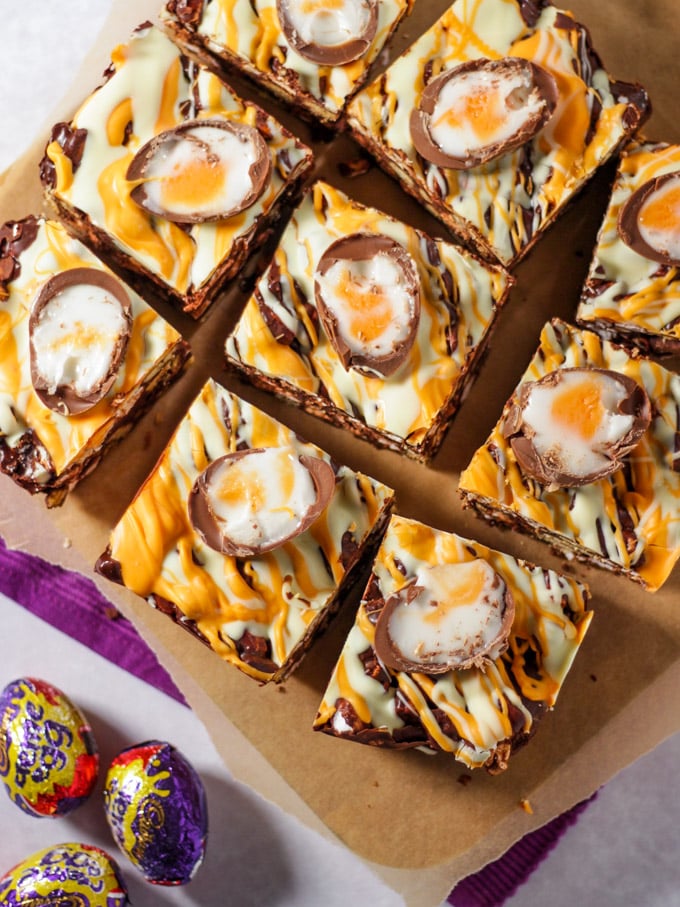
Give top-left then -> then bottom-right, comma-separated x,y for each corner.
590,673 -> 598,682
458,774 -> 472,787
63,537 -> 72,549
520,798 -> 533,815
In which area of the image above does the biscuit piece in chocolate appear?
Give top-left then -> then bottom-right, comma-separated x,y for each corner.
374,559 -> 515,673
188,447 -> 335,557
409,57 -> 558,170
29,268 -> 132,416
501,367 -> 652,488
127,119 -> 272,224
276,0 -> 378,66
314,233 -> 421,377
617,170 -> 680,267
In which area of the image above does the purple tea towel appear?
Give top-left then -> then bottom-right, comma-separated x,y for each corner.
0,534 -> 594,905
0,536 -> 186,704
447,795 -> 595,906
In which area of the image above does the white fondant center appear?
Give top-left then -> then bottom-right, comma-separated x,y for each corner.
429,67 -> 544,160
285,0 -> 370,49
387,560 -> 506,668
317,251 -> 416,360
522,371 -> 635,478
141,124 -> 259,219
31,283 -> 127,396
205,448 -> 318,550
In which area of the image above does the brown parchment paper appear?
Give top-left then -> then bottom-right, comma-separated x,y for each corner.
2,1 -> 680,904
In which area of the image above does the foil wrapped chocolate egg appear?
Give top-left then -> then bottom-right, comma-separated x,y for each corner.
103,740 -> 208,885
0,677 -> 99,817
0,841 -> 129,906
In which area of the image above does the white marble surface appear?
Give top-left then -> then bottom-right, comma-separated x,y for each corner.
2,3 -> 680,905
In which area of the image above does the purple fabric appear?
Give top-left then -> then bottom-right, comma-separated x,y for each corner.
448,796 -> 595,906
0,536 -> 185,704
0,534 -> 594,904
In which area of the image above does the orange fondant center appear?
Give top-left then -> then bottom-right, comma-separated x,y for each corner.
551,379 -> 604,441
639,183 -> 680,235
338,268 -> 393,344
434,86 -> 507,144
161,154 -> 228,211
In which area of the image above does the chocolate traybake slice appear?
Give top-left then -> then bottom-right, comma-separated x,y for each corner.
225,180 -> 512,462
40,23 -> 314,318
0,216 -> 190,507
96,378 -> 395,683
160,0 -> 413,126
576,139 -> 680,356
459,319 -> 680,592
314,514 -> 592,772
345,0 -> 650,267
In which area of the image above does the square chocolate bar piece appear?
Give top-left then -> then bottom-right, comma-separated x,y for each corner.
345,0 -> 649,267
225,180 -> 512,462
0,216 -> 190,507
577,139 -> 680,356
161,0 -> 412,125
40,23 -> 314,318
314,514 -> 592,772
96,378 -> 395,683
459,319 -> 680,591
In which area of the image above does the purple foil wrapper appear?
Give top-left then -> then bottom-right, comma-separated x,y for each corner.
103,740 -> 208,885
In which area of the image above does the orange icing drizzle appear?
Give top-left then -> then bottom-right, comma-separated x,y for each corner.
107,98 -> 134,147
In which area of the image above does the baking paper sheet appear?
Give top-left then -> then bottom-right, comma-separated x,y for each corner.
1,1 -> 680,904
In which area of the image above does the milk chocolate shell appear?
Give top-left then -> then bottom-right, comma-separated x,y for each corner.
314,232 -> 421,377
374,560 -> 515,674
501,367 -> 652,488
409,57 -> 558,170
188,447 -> 336,557
127,118 -> 272,223
276,0 -> 378,66
617,169 -> 680,266
29,268 -> 132,416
